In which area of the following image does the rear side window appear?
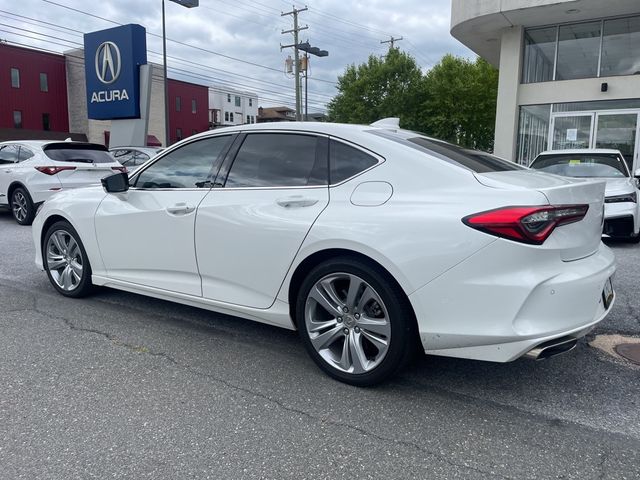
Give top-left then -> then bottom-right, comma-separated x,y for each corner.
369,130 -> 523,173
135,135 -> 232,189
18,147 -> 35,161
44,143 -> 113,164
225,133 -> 326,188
329,140 -> 378,184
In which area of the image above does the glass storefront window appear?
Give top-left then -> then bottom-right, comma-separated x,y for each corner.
555,22 -> 601,80
516,105 -> 551,165
523,15 -> 640,82
600,17 -> 640,77
522,27 -> 556,83
552,115 -> 592,150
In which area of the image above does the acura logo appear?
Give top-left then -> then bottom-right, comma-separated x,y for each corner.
95,41 -> 121,84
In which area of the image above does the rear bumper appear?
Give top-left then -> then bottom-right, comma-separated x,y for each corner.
409,241 -> 616,362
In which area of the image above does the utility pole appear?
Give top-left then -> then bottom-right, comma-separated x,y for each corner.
380,36 -> 403,49
281,6 -> 308,121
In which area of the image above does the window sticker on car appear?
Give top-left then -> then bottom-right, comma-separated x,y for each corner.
569,159 -> 581,164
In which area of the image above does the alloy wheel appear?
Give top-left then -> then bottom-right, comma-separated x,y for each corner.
304,273 -> 391,374
12,191 -> 28,222
46,230 -> 84,292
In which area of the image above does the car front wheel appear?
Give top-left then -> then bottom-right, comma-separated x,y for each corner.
297,257 -> 417,386
43,221 -> 93,297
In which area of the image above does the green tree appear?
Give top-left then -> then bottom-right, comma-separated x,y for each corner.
327,51 -> 499,151
327,48 -> 424,130
420,55 -> 498,151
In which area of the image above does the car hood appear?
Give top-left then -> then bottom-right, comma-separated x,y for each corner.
596,177 -> 636,197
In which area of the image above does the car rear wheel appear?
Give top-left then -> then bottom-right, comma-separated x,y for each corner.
43,221 -> 93,297
297,257 -> 417,386
11,187 -> 35,225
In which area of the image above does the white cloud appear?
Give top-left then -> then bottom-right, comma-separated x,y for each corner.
0,0 -> 476,111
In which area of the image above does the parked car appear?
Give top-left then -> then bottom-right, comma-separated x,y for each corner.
0,140 -> 125,225
529,149 -> 640,242
32,121 -> 616,385
109,146 -> 163,173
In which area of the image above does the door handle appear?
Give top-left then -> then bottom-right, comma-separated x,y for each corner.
276,196 -> 319,208
166,203 -> 196,215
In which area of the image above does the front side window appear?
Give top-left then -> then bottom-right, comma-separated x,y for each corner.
40,73 -> 48,92
225,133 -> 326,188
13,111 -> 22,129
135,136 -> 232,189
0,145 -> 20,164
329,140 -> 378,184
11,68 -> 20,88
530,153 -> 629,177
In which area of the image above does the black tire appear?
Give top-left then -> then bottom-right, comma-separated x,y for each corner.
43,220 -> 94,298
296,256 -> 418,386
10,187 -> 35,225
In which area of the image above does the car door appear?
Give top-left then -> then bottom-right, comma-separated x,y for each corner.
0,144 -> 21,205
195,131 -> 330,309
94,134 -> 234,296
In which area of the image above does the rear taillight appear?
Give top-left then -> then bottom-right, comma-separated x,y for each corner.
463,205 -> 589,245
35,166 -> 76,175
112,166 -> 128,173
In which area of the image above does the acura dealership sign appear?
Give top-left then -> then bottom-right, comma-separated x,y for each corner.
84,24 -> 147,120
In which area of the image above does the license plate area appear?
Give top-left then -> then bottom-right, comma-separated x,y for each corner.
602,277 -> 614,309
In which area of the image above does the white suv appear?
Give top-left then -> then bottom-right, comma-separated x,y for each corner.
0,140 -> 125,225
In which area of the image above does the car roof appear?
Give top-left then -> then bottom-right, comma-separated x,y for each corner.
189,121 -> 393,139
0,140 -> 105,149
537,149 -> 623,156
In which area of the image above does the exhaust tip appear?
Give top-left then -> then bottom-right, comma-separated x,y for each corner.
525,336 -> 578,361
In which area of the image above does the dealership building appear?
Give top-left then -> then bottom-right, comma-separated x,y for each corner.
451,0 -> 640,169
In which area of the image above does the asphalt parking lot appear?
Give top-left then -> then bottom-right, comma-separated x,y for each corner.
1,210 -> 639,480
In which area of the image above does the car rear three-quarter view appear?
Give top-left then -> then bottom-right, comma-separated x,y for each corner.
31,122 -> 616,386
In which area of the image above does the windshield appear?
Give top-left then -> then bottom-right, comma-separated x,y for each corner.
369,129 -> 524,173
530,153 -> 628,178
44,143 -> 113,164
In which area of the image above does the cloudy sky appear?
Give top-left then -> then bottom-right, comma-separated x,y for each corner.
0,0 -> 475,112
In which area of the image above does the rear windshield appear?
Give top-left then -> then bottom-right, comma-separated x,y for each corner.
369,130 -> 523,173
530,153 -> 628,178
44,143 -> 113,164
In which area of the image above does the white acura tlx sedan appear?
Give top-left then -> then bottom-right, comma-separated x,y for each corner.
32,120 -> 616,385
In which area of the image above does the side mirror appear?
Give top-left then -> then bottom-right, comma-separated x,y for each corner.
101,172 -> 129,193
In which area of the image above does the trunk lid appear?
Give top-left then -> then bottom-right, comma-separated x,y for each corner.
475,171 -> 606,261
42,142 -> 122,189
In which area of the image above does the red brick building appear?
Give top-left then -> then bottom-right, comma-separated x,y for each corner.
1,43 -> 69,140
168,78 -> 209,144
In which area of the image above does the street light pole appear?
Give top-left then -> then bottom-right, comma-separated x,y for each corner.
162,0 -> 199,146
162,0 -> 169,147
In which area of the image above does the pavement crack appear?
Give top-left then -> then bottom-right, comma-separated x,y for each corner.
42,308 -> 516,479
